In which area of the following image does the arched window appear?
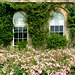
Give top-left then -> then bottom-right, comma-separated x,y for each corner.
13,12 -> 27,45
50,12 -> 64,35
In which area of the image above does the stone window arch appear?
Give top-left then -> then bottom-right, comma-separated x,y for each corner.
50,12 -> 64,35
49,6 -> 70,40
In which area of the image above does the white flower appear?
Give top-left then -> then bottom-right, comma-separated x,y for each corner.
10,72 -> 13,75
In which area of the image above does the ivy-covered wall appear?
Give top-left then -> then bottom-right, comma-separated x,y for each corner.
65,4 -> 75,44
0,2 -> 56,48
0,1 -> 74,48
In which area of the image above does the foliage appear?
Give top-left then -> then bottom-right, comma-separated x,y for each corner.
0,1 -> 60,48
24,2 -> 57,48
72,42 -> 75,48
0,47 -> 75,75
47,34 -> 68,49
65,4 -> 75,42
0,2 -> 14,46
16,41 -> 27,50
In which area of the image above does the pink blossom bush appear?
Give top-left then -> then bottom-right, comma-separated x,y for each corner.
0,47 -> 75,75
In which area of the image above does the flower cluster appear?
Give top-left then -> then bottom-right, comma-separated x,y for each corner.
0,47 -> 75,75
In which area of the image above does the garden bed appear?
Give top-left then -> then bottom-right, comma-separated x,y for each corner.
0,46 -> 75,75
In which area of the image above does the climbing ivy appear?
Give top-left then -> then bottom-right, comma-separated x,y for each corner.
0,1 -> 61,48
65,4 -> 75,43
0,2 -> 14,46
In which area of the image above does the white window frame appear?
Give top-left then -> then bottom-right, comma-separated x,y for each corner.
13,12 -> 28,46
49,12 -> 64,36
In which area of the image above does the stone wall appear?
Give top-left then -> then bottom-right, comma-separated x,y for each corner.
0,0 -> 74,3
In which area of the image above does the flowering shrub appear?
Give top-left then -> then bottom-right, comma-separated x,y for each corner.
0,46 -> 75,75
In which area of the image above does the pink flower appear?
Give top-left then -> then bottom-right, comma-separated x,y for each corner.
20,68 -> 21,70
29,56 -> 32,59
33,49 -> 35,52
50,58 -> 55,62
34,65 -> 39,71
4,57 -> 7,60
10,72 -> 14,75
41,53 -> 45,56
35,59 -> 38,61
2,70 -> 6,74
37,61 -> 39,64
36,51 -> 40,54
60,69 -> 66,74
23,55 -> 26,57
55,63 -> 60,68
6,64 -> 9,66
50,66 -> 52,69
15,59 -> 18,62
30,69 -> 35,75
54,72 -> 59,75
11,55 -> 14,59
38,70 -> 42,74
38,55 -> 40,58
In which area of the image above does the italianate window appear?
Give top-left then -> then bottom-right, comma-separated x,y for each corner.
13,12 -> 27,45
50,12 -> 64,35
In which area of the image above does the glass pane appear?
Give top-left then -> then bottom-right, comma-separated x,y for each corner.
55,26 -> 59,31
23,33 -> 27,38
60,32 -> 63,35
19,33 -> 22,38
14,33 -> 18,38
50,20 -> 55,25
59,20 -> 64,25
13,12 -> 27,27
19,27 -> 23,32
23,39 -> 27,41
55,18 -> 59,25
23,27 -> 27,32
14,39 -> 18,45
50,26 -> 54,31
14,27 -> 18,32
19,39 -> 22,42
60,26 -> 63,31
14,19 -> 18,25
58,13 -> 64,20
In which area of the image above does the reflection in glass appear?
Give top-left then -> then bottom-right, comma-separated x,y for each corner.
23,27 -> 27,32
55,26 -> 59,31
14,27 -> 18,32
60,26 -> 63,31
24,39 -> 27,41
60,32 -> 63,35
14,33 -> 18,38
19,27 -> 22,32
55,18 -> 59,25
50,26 -> 54,31
19,33 -> 22,38
23,33 -> 27,38
19,39 -> 22,41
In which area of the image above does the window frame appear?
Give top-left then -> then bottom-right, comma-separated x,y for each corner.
13,12 -> 28,46
49,12 -> 64,36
